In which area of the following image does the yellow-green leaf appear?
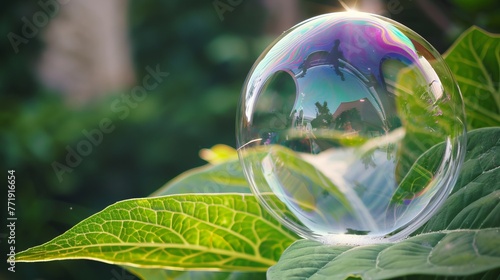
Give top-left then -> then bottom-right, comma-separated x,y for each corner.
199,144 -> 238,164
444,26 -> 500,129
15,194 -> 298,271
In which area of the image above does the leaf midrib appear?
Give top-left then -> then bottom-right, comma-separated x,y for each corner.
18,242 -> 277,267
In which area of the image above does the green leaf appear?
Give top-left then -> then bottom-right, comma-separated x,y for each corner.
398,268 -> 500,280
15,194 -> 298,272
391,141 -> 445,203
268,128 -> 500,279
413,127 -> 500,234
151,159 -> 250,196
444,26 -> 500,130
268,229 -> 500,280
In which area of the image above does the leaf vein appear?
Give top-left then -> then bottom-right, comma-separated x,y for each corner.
468,34 -> 496,94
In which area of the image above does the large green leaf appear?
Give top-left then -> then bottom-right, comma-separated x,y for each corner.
268,128 -> 500,279
15,194 -> 298,271
413,127 -> 500,234
399,268 -> 500,280
444,26 -> 500,130
268,229 -> 500,280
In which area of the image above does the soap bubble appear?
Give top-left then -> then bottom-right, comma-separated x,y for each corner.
236,12 -> 466,243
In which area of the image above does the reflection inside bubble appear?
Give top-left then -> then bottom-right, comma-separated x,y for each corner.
237,12 -> 465,242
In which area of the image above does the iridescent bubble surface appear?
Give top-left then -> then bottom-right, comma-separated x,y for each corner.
236,12 -> 466,243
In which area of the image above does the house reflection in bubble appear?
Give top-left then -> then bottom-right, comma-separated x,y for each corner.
284,38 -> 401,154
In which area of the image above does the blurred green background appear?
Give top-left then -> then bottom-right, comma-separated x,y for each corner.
0,0 -> 498,279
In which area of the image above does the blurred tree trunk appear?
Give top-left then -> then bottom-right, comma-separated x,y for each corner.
359,0 -> 385,14
38,0 -> 135,104
262,0 -> 301,35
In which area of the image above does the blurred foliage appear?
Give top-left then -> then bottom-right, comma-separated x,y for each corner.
0,2 -> 41,99
0,0 -> 499,279
1,1 -> 270,279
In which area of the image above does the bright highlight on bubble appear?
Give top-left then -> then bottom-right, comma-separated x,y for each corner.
236,12 -> 466,244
